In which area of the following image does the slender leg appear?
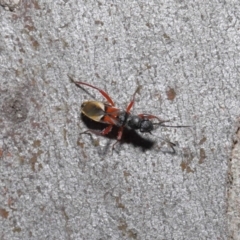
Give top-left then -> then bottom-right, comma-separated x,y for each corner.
111,126 -> 124,151
111,140 -> 119,152
68,75 -> 115,106
101,125 -> 113,135
117,126 -> 124,141
156,135 -> 176,153
126,86 -> 142,113
169,141 -> 176,154
80,125 -> 113,137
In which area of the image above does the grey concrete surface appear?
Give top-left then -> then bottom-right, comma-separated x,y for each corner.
0,1 -> 239,240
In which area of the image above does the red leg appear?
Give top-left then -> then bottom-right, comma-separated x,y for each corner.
111,126 -> 124,151
126,86 -> 141,113
101,125 -> 113,135
80,125 -> 113,136
68,75 -> 115,106
126,99 -> 134,113
117,126 -> 124,141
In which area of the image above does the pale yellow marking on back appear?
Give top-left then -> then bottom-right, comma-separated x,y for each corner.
81,101 -> 105,122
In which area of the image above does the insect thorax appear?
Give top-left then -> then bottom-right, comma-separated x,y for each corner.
117,111 -> 129,127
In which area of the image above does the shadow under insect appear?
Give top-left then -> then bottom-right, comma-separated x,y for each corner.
80,113 -> 155,151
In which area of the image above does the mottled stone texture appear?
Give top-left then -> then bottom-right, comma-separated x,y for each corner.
1,1 -> 239,240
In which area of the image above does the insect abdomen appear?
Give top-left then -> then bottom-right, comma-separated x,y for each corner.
81,101 -> 105,122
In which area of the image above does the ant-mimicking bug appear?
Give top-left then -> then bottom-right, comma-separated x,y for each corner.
69,75 -> 189,152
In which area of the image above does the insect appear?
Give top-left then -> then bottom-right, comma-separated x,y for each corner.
69,75 -> 188,152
